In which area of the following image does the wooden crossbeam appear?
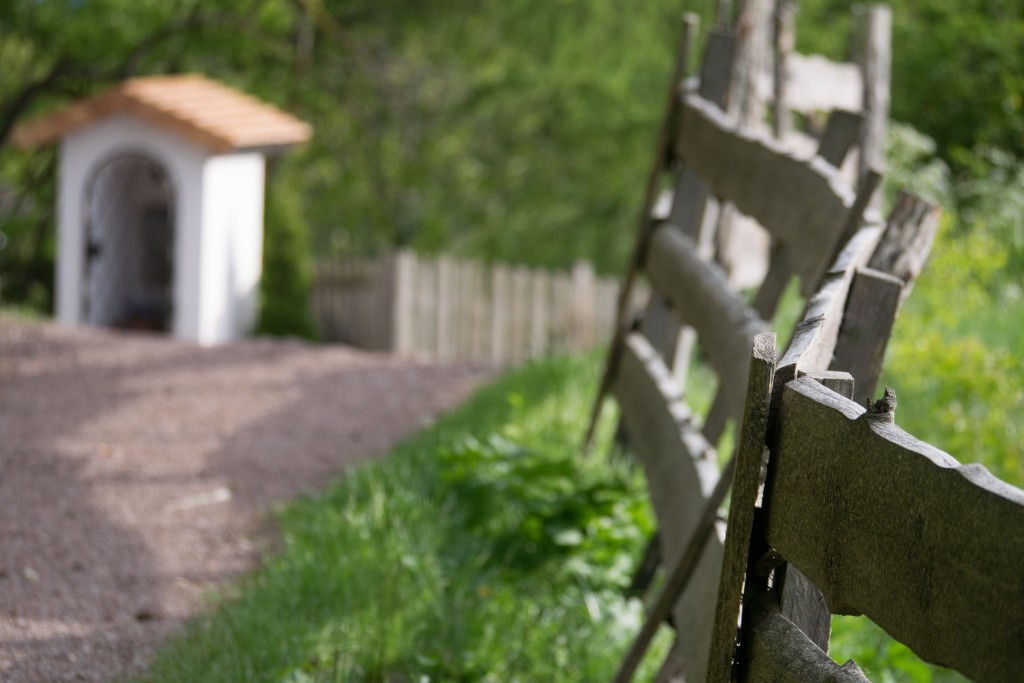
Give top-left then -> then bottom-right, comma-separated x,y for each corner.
611,333 -> 724,682
582,14 -> 705,452
645,226 -> 767,422
673,92 -> 858,292
763,377 -> 1024,682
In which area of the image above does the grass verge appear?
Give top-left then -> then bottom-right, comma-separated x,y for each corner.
137,351 -> 670,682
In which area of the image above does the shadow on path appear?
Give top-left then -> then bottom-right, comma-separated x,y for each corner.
0,318 -> 491,682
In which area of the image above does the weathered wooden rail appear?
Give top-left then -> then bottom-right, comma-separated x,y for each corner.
579,4 -> 1016,682
707,351 -> 1024,682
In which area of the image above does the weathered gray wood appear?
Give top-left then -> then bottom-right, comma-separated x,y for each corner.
392,250 -> 416,355
571,260 -> 596,349
776,564 -> 832,653
829,267 -> 902,405
639,292 -> 682,365
610,451 -> 732,683
666,166 -> 722,251
771,0 -> 795,140
416,257 -> 437,356
751,243 -> 793,320
530,269 -> 549,359
699,29 -> 739,112
653,640 -> 685,683
764,377 -> 1024,682
610,332 -> 724,683
645,225 -> 767,421
859,5 -> 891,204
490,264 -> 509,365
436,256 -> 455,361
817,109 -> 865,169
701,392 -> 730,447
706,332 -> 777,683
866,190 -> 941,306
716,0 -> 731,27
751,108 -> 865,322
727,0 -> 771,127
582,14 -> 700,449
801,369 -> 855,399
828,192 -> 939,403
741,601 -> 869,683
657,28 -> 738,383
784,53 -> 863,114
673,92 -> 857,289
776,221 -> 883,382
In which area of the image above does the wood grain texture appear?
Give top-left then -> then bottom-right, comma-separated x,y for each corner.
776,564 -> 832,653
750,109 -> 864,322
775,223 -> 883,384
673,92 -> 857,287
645,225 -> 767,421
858,5 -> 891,198
817,109 -> 865,169
611,332 -> 724,683
639,292 -> 682,365
800,369 -> 854,399
706,333 -> 777,683
741,601 -> 869,683
771,0 -> 795,139
867,190 -> 941,306
829,267 -> 902,405
764,377 -> 1024,682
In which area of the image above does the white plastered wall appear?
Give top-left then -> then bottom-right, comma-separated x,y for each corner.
56,113 -> 267,345
198,153 -> 265,345
58,113 -> 206,340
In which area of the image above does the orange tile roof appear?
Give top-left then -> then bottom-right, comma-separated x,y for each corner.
12,74 -> 312,153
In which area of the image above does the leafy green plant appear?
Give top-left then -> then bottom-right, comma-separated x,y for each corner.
438,433 -> 652,588
137,352 -> 670,683
255,168 -> 318,340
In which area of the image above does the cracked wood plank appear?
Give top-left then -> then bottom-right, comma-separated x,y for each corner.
763,377 -> 1024,682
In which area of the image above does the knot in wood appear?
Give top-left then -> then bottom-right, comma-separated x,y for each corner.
865,386 -> 897,423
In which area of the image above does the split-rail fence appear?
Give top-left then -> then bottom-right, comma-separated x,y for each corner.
577,3 -> 1021,682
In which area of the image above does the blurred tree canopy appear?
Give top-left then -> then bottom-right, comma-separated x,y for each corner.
1,0 -> 1021,310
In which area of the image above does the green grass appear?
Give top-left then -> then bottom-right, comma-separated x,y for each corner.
136,351 -> 675,683
137,219 -> 1023,683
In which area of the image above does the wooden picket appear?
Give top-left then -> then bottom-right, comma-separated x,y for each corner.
312,252 -> 638,366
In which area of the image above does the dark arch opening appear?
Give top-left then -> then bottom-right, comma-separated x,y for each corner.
84,153 -> 175,332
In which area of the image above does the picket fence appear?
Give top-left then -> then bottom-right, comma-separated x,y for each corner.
312,252 -> 634,365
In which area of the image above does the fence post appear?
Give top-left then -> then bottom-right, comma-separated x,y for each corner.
392,251 -> 415,354
436,256 -> 455,361
491,264 -> 509,365
859,4 -> 891,209
530,269 -> 550,359
571,260 -> 597,350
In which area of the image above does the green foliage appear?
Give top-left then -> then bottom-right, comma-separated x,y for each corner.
831,617 -> 968,683
255,168 -> 317,339
3,0 -> 1023,311
438,434 -> 651,588
138,352 -> 670,682
797,0 -> 1024,161
884,216 -> 1024,485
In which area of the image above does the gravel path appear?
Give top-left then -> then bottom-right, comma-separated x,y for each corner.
0,316 -> 492,682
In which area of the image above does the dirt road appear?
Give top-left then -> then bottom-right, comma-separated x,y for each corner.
0,316 -> 491,682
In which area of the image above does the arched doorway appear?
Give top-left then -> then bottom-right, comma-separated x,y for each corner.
83,153 -> 175,332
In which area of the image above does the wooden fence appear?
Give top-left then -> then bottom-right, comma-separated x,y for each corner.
574,4 -> 1023,682
312,252 -> 632,365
